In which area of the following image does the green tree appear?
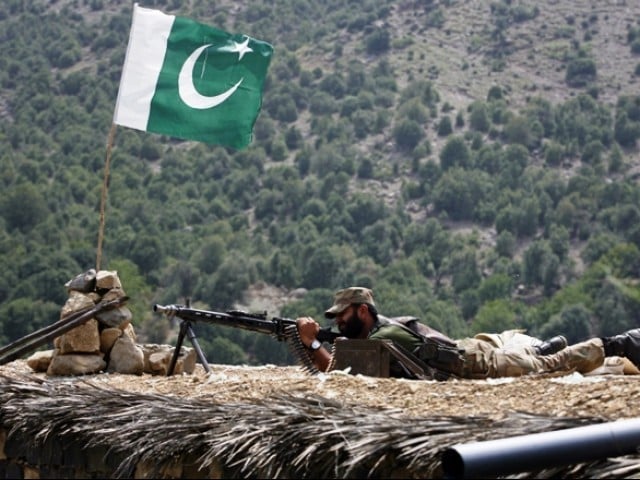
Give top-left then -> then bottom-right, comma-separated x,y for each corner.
555,94 -> 611,149
130,234 -> 165,273
460,289 -> 480,319
421,300 -> 468,339
284,126 -> 303,150
108,258 -> 154,326
399,101 -> 430,123
548,225 -> 570,260
543,141 -> 565,166
581,233 -> 620,265
478,273 -> 513,302
198,255 -> 255,308
191,237 -> 226,275
347,193 -> 387,232
565,56 -> 597,88
252,334 -> 292,365
0,299 -> 59,342
468,101 -> 490,132
1,183 -> 49,232
614,112 -> 640,148
503,115 -> 533,147
523,240 -> 559,290
267,250 -> 298,288
449,249 -> 481,293
439,136 -> 470,170
538,304 -> 592,344
361,220 -> 395,265
301,245 -> 342,289
432,168 -> 492,221
319,73 -> 346,99
364,28 -> 390,55
201,336 -> 249,365
495,230 -> 516,257
437,115 -> 453,136
471,300 -> 518,335
393,119 -> 424,151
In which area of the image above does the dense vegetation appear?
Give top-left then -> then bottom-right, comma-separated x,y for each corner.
1,0 -> 640,366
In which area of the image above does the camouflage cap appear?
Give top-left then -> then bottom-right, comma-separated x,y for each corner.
324,287 -> 375,318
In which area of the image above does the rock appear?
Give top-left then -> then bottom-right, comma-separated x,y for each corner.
64,269 -> 97,293
147,351 -> 170,375
60,291 -> 95,319
47,352 -> 106,376
57,318 -> 100,354
107,335 -> 144,375
101,287 -> 128,302
26,350 -> 53,373
122,323 -> 137,341
100,327 -> 122,354
95,270 -> 122,291
96,306 -> 132,329
142,344 -> 196,375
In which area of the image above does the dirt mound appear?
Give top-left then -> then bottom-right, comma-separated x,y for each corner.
2,359 -> 638,421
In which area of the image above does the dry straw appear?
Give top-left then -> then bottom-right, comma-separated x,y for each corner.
1,373 -> 639,478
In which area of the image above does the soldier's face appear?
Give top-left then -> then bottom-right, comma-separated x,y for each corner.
336,305 -> 365,338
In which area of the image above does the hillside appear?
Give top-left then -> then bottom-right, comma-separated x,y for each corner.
197,0 -> 640,317
386,0 -> 640,110
3,4 -> 640,478
36,0 -> 640,156
274,0 -> 640,153
1,0 -> 640,365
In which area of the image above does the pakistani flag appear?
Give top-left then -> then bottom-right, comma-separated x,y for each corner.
114,4 -> 273,149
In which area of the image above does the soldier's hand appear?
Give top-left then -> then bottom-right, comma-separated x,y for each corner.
296,317 -> 320,348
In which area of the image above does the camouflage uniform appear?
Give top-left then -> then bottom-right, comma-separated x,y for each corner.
457,331 -> 604,378
325,287 -> 606,379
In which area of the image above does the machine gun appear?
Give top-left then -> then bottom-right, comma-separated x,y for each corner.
153,303 -> 341,376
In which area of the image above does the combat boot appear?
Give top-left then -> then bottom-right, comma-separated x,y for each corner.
534,335 -> 568,356
602,329 -> 640,369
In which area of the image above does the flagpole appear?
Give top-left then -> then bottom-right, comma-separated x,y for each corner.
96,122 -> 117,272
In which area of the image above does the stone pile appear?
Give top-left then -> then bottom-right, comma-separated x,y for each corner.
26,269 -> 197,376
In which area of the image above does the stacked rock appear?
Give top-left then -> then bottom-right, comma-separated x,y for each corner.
26,269 -> 197,376
50,269 -> 141,375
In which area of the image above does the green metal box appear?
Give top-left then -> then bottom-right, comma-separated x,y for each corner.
330,339 -> 391,377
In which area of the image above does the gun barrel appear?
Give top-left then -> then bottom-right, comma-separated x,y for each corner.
153,304 -> 341,344
441,417 -> 640,478
153,304 -> 177,314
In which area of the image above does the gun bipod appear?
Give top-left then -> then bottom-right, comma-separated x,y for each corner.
167,317 -> 211,376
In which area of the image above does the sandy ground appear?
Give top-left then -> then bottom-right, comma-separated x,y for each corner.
2,360 -> 639,421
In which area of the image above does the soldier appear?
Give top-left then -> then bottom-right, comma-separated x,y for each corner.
296,287 -> 640,379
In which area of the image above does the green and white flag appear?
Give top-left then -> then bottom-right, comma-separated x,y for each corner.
114,4 -> 273,149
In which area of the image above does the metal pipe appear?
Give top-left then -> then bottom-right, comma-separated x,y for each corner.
441,418 -> 640,478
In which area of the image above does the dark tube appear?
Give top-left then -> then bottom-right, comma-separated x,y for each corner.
441,418 -> 640,478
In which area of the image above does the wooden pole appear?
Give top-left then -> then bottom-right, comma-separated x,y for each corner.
96,122 -> 117,271
0,297 -> 128,365
0,304 -> 94,357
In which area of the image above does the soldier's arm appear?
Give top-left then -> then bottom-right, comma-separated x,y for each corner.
296,317 -> 332,372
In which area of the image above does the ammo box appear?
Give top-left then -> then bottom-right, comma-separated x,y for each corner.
329,339 -> 392,377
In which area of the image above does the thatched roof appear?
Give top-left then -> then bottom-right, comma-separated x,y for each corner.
1,362 -> 640,478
